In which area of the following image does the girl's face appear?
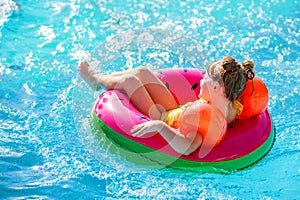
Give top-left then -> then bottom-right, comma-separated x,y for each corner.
199,72 -> 215,101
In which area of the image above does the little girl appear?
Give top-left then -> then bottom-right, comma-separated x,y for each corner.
78,56 -> 254,155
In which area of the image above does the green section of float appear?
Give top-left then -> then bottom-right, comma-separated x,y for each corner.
91,112 -> 275,173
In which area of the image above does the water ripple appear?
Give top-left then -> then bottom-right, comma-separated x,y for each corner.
0,0 -> 300,199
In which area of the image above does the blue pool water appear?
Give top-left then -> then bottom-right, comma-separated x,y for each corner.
1,0 -> 299,199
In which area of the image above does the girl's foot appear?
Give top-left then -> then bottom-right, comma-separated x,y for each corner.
77,61 -> 104,91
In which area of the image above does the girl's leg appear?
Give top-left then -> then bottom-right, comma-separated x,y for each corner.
114,74 -> 163,119
78,61 -> 178,119
131,67 -> 178,111
112,67 -> 179,119
78,62 -> 162,119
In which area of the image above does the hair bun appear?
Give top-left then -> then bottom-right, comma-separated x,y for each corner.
242,60 -> 255,80
222,56 -> 240,72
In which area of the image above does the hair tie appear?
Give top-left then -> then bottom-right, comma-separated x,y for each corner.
246,69 -> 255,80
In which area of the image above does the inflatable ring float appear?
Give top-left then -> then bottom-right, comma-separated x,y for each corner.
90,68 -> 275,173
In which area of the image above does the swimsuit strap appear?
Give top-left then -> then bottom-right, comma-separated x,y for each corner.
233,100 -> 243,116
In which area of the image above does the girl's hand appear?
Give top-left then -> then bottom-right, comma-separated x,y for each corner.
131,120 -> 165,138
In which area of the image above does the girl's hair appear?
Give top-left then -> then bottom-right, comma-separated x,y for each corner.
206,56 -> 255,102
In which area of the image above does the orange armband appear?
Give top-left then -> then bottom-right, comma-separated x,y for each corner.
179,102 -> 227,148
236,77 -> 269,119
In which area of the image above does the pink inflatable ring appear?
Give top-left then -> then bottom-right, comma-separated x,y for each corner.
90,68 -> 275,173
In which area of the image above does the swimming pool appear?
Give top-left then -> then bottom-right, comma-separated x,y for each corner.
1,0 -> 299,199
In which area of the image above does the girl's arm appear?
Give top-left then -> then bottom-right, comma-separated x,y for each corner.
131,120 -> 202,156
